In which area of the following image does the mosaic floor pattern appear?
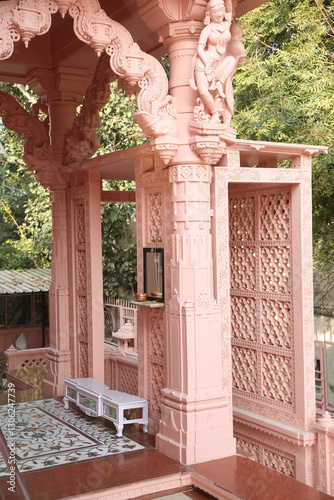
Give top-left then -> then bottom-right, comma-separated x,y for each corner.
0,399 -> 145,477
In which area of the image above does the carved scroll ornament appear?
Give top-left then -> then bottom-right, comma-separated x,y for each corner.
0,0 -> 179,165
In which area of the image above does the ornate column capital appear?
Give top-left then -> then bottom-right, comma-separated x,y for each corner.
138,0 -> 207,33
27,67 -> 91,97
158,20 -> 203,45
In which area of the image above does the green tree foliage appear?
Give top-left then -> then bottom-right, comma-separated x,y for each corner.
97,80 -> 148,155
101,181 -> 137,299
233,0 -> 334,270
97,82 -> 148,298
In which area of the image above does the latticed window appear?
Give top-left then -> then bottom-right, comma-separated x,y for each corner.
230,187 -> 294,409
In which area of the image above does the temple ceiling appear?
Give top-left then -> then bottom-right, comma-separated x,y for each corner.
0,0 -> 270,85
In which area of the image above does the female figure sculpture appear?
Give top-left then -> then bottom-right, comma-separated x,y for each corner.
190,0 -> 233,123
217,22 -> 246,127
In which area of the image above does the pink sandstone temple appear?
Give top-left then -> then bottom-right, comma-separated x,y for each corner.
0,0 -> 333,497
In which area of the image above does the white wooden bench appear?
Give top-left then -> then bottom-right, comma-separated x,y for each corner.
63,377 -> 148,437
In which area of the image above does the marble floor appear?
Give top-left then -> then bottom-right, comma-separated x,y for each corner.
0,398 -> 145,476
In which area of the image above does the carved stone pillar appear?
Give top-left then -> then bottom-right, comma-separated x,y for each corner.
43,187 -> 71,396
156,163 -> 235,464
68,171 -> 104,383
31,67 -> 100,395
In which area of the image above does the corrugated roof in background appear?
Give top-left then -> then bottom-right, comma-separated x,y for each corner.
0,269 -> 51,294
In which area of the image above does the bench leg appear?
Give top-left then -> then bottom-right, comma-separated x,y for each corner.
143,402 -> 148,433
115,423 -> 123,437
63,397 -> 69,410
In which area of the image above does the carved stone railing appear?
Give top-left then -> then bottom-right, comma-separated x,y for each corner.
104,344 -> 138,396
4,345 -> 47,372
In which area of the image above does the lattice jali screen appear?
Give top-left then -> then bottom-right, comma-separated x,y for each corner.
230,187 -> 294,410
119,367 -> 138,396
235,433 -> 296,478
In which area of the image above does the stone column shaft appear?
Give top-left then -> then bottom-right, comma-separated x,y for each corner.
156,164 -> 235,464
43,188 -> 71,395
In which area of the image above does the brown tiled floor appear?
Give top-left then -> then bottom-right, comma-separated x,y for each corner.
191,455 -> 334,500
2,445 -> 334,500
0,444 -> 188,499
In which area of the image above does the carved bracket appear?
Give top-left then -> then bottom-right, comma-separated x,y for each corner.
189,119 -> 236,164
0,90 -> 51,170
0,89 -> 70,188
64,52 -> 115,165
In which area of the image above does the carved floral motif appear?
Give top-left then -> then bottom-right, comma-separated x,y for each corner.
76,203 -> 86,245
150,362 -> 165,413
78,340 -> 88,377
150,309 -> 164,359
148,191 -> 163,244
78,296 -> 87,337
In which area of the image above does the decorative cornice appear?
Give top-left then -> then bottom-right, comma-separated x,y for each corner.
233,407 -> 318,447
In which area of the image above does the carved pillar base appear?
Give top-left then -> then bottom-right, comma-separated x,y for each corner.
43,348 -> 71,396
157,396 -> 235,465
